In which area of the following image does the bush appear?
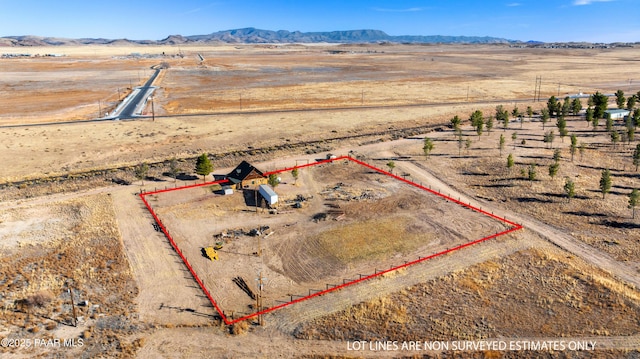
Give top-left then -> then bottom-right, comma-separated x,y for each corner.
230,321 -> 249,335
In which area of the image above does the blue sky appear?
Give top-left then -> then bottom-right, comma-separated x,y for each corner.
0,0 -> 638,42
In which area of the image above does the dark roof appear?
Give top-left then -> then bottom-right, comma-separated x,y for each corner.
227,161 -> 265,183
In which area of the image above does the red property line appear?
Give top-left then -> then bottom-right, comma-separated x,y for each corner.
140,156 -> 523,326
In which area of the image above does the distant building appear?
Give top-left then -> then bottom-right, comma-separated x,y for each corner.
226,161 -> 268,189
605,109 -> 630,120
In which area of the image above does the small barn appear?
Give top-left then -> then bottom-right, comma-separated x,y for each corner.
605,109 -> 630,120
258,184 -> 278,206
227,161 -> 268,189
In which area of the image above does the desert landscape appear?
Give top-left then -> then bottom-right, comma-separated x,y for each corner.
1,42 -> 639,358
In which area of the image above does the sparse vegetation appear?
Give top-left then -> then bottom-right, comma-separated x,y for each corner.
423,137 -> 434,159
134,162 -> 149,185
629,189 -> 639,219
599,169 -> 612,199
564,178 -> 576,202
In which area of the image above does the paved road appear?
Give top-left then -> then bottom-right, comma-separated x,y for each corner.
109,68 -> 160,119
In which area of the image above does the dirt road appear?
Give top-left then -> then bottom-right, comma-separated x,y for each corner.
136,326 -> 640,358
111,188 -> 216,326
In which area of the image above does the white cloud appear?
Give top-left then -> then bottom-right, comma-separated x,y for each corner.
573,0 -> 615,5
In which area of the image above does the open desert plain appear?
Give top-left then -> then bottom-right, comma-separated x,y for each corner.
1,43 -> 640,358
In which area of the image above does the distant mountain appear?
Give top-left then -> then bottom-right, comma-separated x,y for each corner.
0,28 -> 519,47
172,28 -> 517,44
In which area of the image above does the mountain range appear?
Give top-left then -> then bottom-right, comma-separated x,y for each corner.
0,28 -> 518,46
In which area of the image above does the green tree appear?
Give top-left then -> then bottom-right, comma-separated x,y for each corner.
564,178 -> 576,202
526,106 -> 533,121
556,116 -> 568,142
591,92 -> 609,119
615,89 -> 626,109
507,153 -> 514,169
528,164 -> 537,181
135,162 -> 149,185
571,98 -> 582,116
195,153 -> 213,182
547,96 -> 558,117
499,134 -> 505,156
268,173 -> 279,187
511,132 -> 517,149
570,134 -> 578,162
450,115 -> 462,132
387,161 -> 396,174
470,110 -> 484,138
465,138 -> 472,153
633,143 -> 640,171
423,137 -> 434,159
486,115 -> 494,134
599,169 -> 612,199
168,157 -> 180,183
629,189 -> 639,219
549,162 -> 560,179
634,108 -> 640,128
627,125 -> 635,144
579,142 -> 586,162
541,108 -> 550,129
511,106 -> 520,120
553,148 -> 562,163
561,97 -> 571,117
457,133 -> 464,156
586,107 -> 596,129
543,130 -> 555,149
610,130 -> 620,149
627,95 -> 637,111
495,105 -> 509,130
291,167 -> 299,184
605,114 -> 614,133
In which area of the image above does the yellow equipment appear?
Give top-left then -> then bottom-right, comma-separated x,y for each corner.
204,246 -> 219,261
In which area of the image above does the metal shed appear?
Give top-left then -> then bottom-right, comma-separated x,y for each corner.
258,184 -> 278,206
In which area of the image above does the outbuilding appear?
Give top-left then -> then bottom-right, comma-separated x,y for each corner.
258,184 -> 278,206
605,109 -> 630,120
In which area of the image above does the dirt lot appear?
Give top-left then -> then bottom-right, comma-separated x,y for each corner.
2,43 -> 640,358
151,159 -> 508,318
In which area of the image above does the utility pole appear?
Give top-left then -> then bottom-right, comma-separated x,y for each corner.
256,272 -> 265,326
534,76 -> 542,102
67,283 -> 78,327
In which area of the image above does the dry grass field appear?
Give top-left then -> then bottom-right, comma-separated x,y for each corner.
296,247 -> 640,340
0,193 -> 142,357
1,43 -> 640,358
